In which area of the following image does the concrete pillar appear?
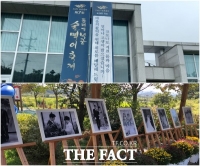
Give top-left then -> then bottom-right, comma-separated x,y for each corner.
130,5 -> 146,82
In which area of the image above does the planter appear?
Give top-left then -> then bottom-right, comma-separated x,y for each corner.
167,164 -> 177,165
183,157 -> 190,165
177,157 -> 190,165
190,153 -> 199,163
177,160 -> 184,165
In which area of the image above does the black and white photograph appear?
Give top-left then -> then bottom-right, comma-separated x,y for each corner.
141,108 -> 157,133
36,109 -> 82,141
1,95 -> 23,147
157,108 -> 170,130
182,107 -> 194,125
118,108 -> 138,138
170,109 -> 181,128
85,98 -> 112,133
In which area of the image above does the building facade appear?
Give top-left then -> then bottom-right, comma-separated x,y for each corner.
1,1 -> 199,83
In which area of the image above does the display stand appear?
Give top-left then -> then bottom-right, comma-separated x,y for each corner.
144,132 -> 161,149
45,135 -> 85,165
86,130 -> 118,165
1,142 -> 36,165
172,127 -> 184,140
184,124 -> 198,137
160,129 -> 175,145
138,123 -> 161,149
86,84 -> 118,164
157,114 -> 175,145
113,126 -> 144,153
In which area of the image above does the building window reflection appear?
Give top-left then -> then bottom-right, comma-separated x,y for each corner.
18,15 -> 50,53
45,54 -> 63,82
184,54 -> 199,81
13,53 -> 45,82
1,53 -> 15,75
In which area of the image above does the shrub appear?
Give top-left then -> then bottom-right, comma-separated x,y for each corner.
144,147 -> 171,165
134,153 -> 157,165
185,138 -> 199,155
83,116 -> 91,130
17,114 -> 49,164
5,149 -> 21,165
186,136 -> 199,143
164,145 -> 185,164
171,139 -> 194,158
102,160 -> 127,165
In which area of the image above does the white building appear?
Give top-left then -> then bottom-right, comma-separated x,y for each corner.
1,1 -> 199,83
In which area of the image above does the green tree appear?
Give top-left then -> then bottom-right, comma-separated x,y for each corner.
46,84 -> 63,109
59,83 -> 89,130
151,92 -> 177,111
101,84 -> 127,125
21,84 -> 46,107
187,83 -> 199,99
101,83 -> 153,129
154,83 -> 197,122
123,83 -> 153,112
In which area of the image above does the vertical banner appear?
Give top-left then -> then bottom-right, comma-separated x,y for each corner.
90,2 -> 113,83
60,1 -> 90,83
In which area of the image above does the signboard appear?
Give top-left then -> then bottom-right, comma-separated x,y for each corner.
60,1 -> 90,83
14,86 -> 21,101
90,2 -> 113,83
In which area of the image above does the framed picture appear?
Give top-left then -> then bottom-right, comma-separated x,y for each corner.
170,109 -> 181,128
182,107 -> 195,125
1,95 -> 23,147
36,109 -> 82,141
157,108 -> 170,130
141,108 -> 157,133
85,98 -> 112,133
117,108 -> 138,138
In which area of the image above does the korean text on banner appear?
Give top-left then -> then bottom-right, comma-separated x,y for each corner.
60,1 -> 90,83
90,2 -> 113,83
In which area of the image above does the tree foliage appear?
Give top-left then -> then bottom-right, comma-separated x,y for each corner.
46,84 -> 63,109
21,84 -> 46,107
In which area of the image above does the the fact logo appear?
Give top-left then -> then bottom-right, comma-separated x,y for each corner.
63,149 -> 136,161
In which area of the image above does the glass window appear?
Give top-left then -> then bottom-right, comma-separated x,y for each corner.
48,16 -> 68,53
1,32 -> 18,51
195,55 -> 199,76
1,13 -> 21,31
18,15 -> 50,52
113,20 -> 129,55
184,55 -> 197,77
13,53 -> 45,82
45,54 -> 63,82
188,79 -> 198,82
1,53 -> 15,74
114,56 -> 130,82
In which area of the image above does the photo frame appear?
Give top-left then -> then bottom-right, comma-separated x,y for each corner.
182,107 -> 195,125
157,108 -> 170,130
117,108 -> 138,138
141,108 -> 157,133
170,109 -> 181,128
1,95 -> 23,147
85,98 -> 112,133
36,109 -> 82,141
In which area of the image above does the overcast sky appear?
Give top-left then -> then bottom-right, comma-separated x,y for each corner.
114,0 -> 199,62
133,0 -> 199,42
106,0 -> 199,42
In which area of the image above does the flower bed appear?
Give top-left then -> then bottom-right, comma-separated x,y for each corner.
144,147 -> 172,165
